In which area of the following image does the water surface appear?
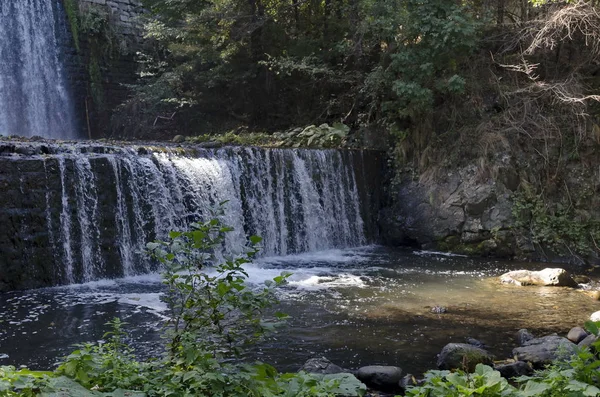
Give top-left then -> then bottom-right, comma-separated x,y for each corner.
1,247 -> 598,375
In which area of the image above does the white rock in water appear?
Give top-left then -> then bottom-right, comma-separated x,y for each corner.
499,268 -> 578,287
591,311 -> 600,322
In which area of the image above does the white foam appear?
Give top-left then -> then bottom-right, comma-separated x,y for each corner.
414,250 -> 468,258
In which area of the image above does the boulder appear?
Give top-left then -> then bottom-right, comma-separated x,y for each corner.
355,365 -> 403,393
567,327 -> 588,344
172,135 -> 186,143
299,357 -> 345,374
512,336 -> 576,368
499,268 -> 578,287
494,361 -> 533,379
436,343 -> 494,372
517,329 -> 535,346
591,311 -> 600,322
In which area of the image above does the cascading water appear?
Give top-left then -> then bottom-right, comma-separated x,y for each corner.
0,144 -> 381,289
0,0 -> 78,138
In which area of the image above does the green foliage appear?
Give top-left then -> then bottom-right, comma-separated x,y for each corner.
512,189 -> 600,258
56,319 -> 146,391
185,123 -> 350,148
404,364 -> 517,397
147,211 -> 291,359
0,366 -> 52,396
63,0 -> 80,51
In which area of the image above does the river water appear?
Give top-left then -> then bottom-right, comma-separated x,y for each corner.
1,246 -> 598,375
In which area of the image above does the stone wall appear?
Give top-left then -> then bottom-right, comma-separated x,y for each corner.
60,0 -> 145,138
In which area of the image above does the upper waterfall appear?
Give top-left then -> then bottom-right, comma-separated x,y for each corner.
0,0 -> 78,139
0,142 -> 383,290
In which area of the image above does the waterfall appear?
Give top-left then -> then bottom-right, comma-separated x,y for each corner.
0,0 -> 77,139
0,144 -> 382,289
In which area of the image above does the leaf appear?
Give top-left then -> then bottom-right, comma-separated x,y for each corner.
520,380 -> 551,397
249,235 -> 263,244
169,231 -> 182,239
584,320 -> 600,336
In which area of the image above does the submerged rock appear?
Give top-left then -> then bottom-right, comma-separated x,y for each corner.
512,336 -> 576,368
299,357 -> 345,374
436,343 -> 494,372
355,365 -> 403,393
430,305 -> 447,314
517,329 -> 535,346
465,337 -> 486,349
567,327 -> 588,344
499,268 -> 578,287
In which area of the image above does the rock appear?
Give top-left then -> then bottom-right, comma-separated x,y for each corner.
512,336 -> 576,368
355,365 -> 403,393
494,361 -> 533,379
431,305 -> 447,314
400,374 -> 417,389
499,268 -> 578,287
517,329 -> 535,346
172,135 -> 186,143
567,327 -> 588,344
572,275 -> 591,284
436,343 -> 494,372
465,337 -> 486,349
591,311 -> 600,322
578,334 -> 598,350
299,357 -> 345,374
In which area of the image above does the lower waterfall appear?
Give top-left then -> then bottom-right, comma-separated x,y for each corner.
0,144 -> 383,290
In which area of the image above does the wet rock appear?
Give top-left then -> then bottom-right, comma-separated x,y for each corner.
495,361 -> 533,379
591,311 -> 600,322
400,374 -> 417,389
465,337 -> 486,349
356,365 -> 403,393
436,343 -> 494,372
512,336 -> 576,368
299,357 -> 345,374
517,329 -> 535,346
499,268 -> 578,287
573,275 -> 591,284
172,135 -> 186,143
567,327 -> 588,344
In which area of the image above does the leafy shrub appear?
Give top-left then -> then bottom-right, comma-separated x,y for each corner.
0,366 -> 51,397
404,364 -> 518,397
